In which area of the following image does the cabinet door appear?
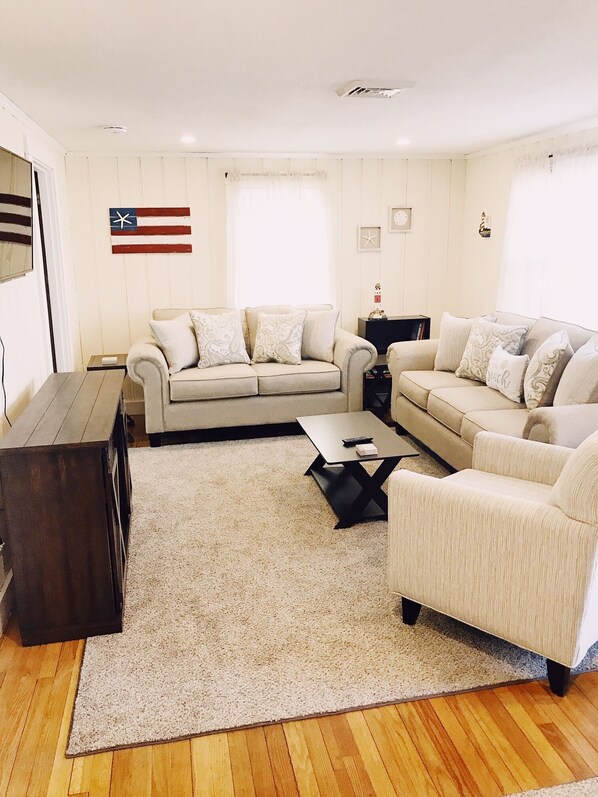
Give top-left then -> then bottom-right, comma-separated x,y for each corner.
105,446 -> 127,611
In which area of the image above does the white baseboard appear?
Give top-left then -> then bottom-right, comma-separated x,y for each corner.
0,570 -> 14,635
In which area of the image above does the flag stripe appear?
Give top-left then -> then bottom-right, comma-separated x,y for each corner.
0,231 -> 32,245
112,243 -> 192,254
0,211 -> 31,227
0,193 -> 31,208
136,216 -> 189,227
112,225 -> 191,237
136,207 -> 190,217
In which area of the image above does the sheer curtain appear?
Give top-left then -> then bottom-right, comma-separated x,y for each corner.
499,147 -> 598,327
226,171 -> 333,307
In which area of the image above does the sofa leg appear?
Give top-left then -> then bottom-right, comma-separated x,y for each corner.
546,659 -> 571,696
394,422 -> 407,436
401,597 -> 422,625
149,433 -> 163,448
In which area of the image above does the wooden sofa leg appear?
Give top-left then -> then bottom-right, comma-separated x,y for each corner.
149,433 -> 163,448
401,597 -> 422,625
546,659 -> 571,696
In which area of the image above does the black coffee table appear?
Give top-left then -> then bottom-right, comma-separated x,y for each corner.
297,411 -> 419,529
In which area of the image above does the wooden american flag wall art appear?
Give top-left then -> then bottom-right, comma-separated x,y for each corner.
109,207 -> 192,254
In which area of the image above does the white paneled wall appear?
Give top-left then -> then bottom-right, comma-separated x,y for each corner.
66,154 -> 465,406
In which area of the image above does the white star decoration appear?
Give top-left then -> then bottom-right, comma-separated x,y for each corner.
113,211 -> 133,229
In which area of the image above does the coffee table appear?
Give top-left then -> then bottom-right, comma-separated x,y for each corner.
297,411 -> 419,529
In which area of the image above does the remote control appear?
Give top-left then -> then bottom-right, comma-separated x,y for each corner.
342,435 -> 374,447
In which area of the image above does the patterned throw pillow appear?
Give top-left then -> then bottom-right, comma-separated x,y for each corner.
252,311 -> 307,365
434,312 -> 497,372
301,309 -> 339,362
455,320 -> 529,383
553,334 -> 598,406
190,310 -> 250,368
486,346 -> 529,403
523,330 -> 573,410
149,314 -> 198,374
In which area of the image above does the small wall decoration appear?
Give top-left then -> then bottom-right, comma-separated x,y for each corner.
389,206 -> 412,233
358,226 -> 381,252
479,212 -> 491,238
109,207 -> 192,254
368,282 -> 387,319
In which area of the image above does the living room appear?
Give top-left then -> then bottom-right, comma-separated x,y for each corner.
1,1 -> 598,795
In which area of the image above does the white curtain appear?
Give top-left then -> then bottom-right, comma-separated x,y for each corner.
499,147 -> 598,328
226,171 -> 333,307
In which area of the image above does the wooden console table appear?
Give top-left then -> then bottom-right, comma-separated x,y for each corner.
0,371 -> 132,645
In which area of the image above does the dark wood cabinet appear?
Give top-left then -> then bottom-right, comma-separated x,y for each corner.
358,315 -> 431,416
0,371 -> 131,645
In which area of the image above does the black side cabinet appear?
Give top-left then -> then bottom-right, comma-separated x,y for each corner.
358,315 -> 431,417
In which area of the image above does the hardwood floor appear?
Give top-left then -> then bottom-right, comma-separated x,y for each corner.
1,417 -> 597,796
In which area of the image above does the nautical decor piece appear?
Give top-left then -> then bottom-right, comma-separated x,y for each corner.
389,206 -> 412,232
479,212 -> 491,238
109,207 -> 192,254
358,226 -> 381,251
368,282 -> 387,319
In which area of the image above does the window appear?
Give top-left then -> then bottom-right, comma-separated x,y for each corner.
226,172 -> 333,307
499,147 -> 598,328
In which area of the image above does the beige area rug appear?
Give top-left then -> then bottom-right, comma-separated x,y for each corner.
67,435 -> 598,755
512,779 -> 598,796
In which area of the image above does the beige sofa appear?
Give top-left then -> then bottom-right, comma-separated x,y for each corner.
388,311 -> 598,470
127,305 -> 378,446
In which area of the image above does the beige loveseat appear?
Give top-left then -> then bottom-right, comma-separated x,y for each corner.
388,311 -> 598,470
127,305 -> 377,446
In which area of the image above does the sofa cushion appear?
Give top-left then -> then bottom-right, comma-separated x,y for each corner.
302,309 -> 339,362
456,320 -> 529,383
252,361 -> 340,396
190,310 -> 251,368
245,304 -> 332,354
169,364 -> 258,401
522,316 -> 595,358
434,312 -> 496,372
148,314 -> 198,374
523,330 -> 573,410
461,409 -> 530,447
553,334 -> 598,406
398,370 -> 483,411
427,386 -> 522,435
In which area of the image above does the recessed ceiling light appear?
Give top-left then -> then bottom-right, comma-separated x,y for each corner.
180,135 -> 196,144
396,137 -> 411,146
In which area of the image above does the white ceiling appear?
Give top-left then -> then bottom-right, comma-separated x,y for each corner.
2,0 -> 598,156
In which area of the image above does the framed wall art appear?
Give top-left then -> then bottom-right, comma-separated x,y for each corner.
358,226 -> 381,252
389,206 -> 412,233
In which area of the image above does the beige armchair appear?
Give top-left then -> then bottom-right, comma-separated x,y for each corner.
387,430 -> 598,695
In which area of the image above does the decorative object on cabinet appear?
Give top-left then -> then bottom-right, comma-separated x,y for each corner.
0,371 -> 132,645
358,226 -> 381,251
479,211 -> 491,238
389,206 -> 412,232
368,282 -> 387,320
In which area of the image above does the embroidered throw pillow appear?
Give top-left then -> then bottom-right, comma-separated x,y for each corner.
486,346 -> 529,403
455,320 -> 529,383
301,309 -> 339,362
252,311 -> 307,365
190,310 -> 250,368
523,330 -> 573,410
149,314 -> 198,374
553,333 -> 598,406
434,312 -> 497,372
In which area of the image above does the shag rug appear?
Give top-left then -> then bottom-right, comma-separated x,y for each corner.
67,435 -> 598,755
513,779 -> 598,796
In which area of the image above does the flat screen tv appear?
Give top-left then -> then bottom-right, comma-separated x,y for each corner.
0,145 -> 33,283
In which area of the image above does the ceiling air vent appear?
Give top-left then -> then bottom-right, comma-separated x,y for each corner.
336,80 -> 415,99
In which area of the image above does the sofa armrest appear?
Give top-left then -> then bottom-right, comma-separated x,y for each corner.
387,470 -> 598,666
387,339 -> 439,418
333,329 -> 377,411
126,337 -> 170,433
472,431 -> 574,485
524,404 -> 598,448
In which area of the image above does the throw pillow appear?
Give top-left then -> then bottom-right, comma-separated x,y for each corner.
523,330 -> 573,410
190,310 -> 250,368
434,312 -> 497,372
485,346 -> 529,403
301,309 -> 339,362
553,333 -> 598,406
252,311 -> 307,365
149,314 -> 198,374
455,320 -> 529,383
